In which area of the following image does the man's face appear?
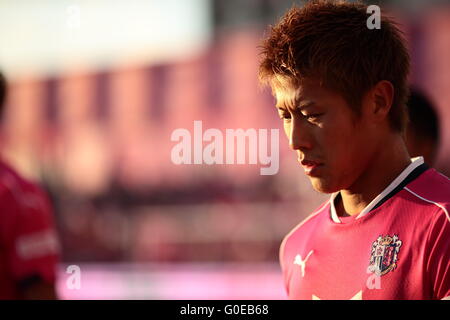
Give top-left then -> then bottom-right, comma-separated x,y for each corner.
274,77 -> 375,193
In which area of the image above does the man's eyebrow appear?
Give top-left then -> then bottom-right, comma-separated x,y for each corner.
276,100 -> 315,111
297,100 -> 315,109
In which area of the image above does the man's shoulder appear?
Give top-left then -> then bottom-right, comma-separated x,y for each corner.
279,200 -> 329,270
0,160 -> 48,212
405,168 -> 450,206
403,168 -> 450,223
281,201 -> 329,246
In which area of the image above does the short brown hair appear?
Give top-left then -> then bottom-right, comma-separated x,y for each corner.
259,0 -> 410,133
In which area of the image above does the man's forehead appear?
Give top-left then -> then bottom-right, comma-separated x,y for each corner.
271,75 -> 297,102
271,75 -> 325,108
272,77 -> 311,108
274,86 -> 300,108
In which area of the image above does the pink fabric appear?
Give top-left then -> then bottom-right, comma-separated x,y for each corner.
280,168 -> 450,300
0,160 -> 59,299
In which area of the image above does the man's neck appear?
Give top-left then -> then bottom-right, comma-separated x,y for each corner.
336,136 -> 412,217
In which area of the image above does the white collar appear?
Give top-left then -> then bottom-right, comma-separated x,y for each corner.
330,156 -> 425,223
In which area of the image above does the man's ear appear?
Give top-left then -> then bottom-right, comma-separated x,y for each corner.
369,80 -> 394,122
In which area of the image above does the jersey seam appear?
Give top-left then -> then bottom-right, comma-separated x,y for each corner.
404,186 -> 449,299
403,186 -> 450,223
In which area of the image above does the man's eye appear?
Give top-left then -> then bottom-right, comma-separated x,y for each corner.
305,114 -> 323,121
279,113 -> 291,120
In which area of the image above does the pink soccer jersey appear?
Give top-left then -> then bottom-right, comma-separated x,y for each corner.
0,160 -> 59,299
280,157 -> 450,300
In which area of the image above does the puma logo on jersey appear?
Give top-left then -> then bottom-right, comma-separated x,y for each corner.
293,250 -> 314,277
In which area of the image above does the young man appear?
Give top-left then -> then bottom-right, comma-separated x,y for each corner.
0,72 -> 60,299
259,1 -> 450,299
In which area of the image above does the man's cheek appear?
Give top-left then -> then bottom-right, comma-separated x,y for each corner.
283,124 -> 293,145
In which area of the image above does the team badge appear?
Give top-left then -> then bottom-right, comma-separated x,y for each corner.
368,234 -> 402,276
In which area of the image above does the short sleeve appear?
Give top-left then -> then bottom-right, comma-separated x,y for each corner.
426,208 -> 450,300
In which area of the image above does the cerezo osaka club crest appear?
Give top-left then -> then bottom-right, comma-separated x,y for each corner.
368,235 -> 402,276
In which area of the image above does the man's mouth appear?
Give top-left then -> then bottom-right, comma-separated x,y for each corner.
298,159 -> 324,176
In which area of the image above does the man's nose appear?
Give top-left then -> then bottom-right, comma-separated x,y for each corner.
289,118 -> 313,151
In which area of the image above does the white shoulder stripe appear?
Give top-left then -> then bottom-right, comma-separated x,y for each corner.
437,171 -> 450,181
355,157 -> 424,220
404,187 -> 450,223
329,157 -> 425,223
279,200 -> 329,270
442,296 -> 450,300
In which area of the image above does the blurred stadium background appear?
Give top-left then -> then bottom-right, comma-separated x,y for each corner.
0,0 -> 449,299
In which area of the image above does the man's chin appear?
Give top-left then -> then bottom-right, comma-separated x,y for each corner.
309,177 -> 339,194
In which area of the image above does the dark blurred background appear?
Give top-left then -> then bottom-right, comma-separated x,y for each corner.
0,0 -> 449,299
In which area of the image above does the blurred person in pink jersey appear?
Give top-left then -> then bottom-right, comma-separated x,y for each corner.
0,72 -> 59,299
259,1 -> 450,299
